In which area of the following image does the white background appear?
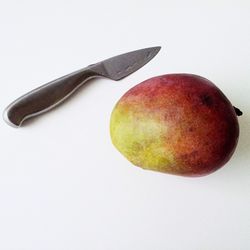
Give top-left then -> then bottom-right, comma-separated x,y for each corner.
0,0 -> 250,249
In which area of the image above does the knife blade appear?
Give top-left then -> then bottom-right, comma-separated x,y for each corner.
3,46 -> 161,127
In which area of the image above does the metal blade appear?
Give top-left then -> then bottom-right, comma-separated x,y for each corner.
89,46 -> 161,80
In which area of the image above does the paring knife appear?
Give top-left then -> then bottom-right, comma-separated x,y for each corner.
3,46 -> 161,128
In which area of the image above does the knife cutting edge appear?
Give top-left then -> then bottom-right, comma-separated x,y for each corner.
3,46 -> 161,128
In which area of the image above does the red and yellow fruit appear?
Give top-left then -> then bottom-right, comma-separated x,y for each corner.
110,74 -> 240,177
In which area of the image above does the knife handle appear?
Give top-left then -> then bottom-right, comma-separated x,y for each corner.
3,68 -> 97,127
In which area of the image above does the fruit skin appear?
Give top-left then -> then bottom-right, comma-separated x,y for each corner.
110,74 -> 240,177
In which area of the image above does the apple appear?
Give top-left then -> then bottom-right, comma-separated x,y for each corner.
110,74 -> 241,177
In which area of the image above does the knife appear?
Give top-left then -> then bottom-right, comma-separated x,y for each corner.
3,46 -> 161,128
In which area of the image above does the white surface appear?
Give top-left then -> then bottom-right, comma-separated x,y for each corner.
0,1 -> 250,249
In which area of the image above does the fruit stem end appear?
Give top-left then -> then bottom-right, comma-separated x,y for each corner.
234,106 -> 243,116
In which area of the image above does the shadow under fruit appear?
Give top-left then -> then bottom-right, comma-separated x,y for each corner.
110,74 -> 242,177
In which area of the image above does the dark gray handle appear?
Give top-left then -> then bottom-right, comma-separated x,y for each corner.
3,68 -> 97,127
